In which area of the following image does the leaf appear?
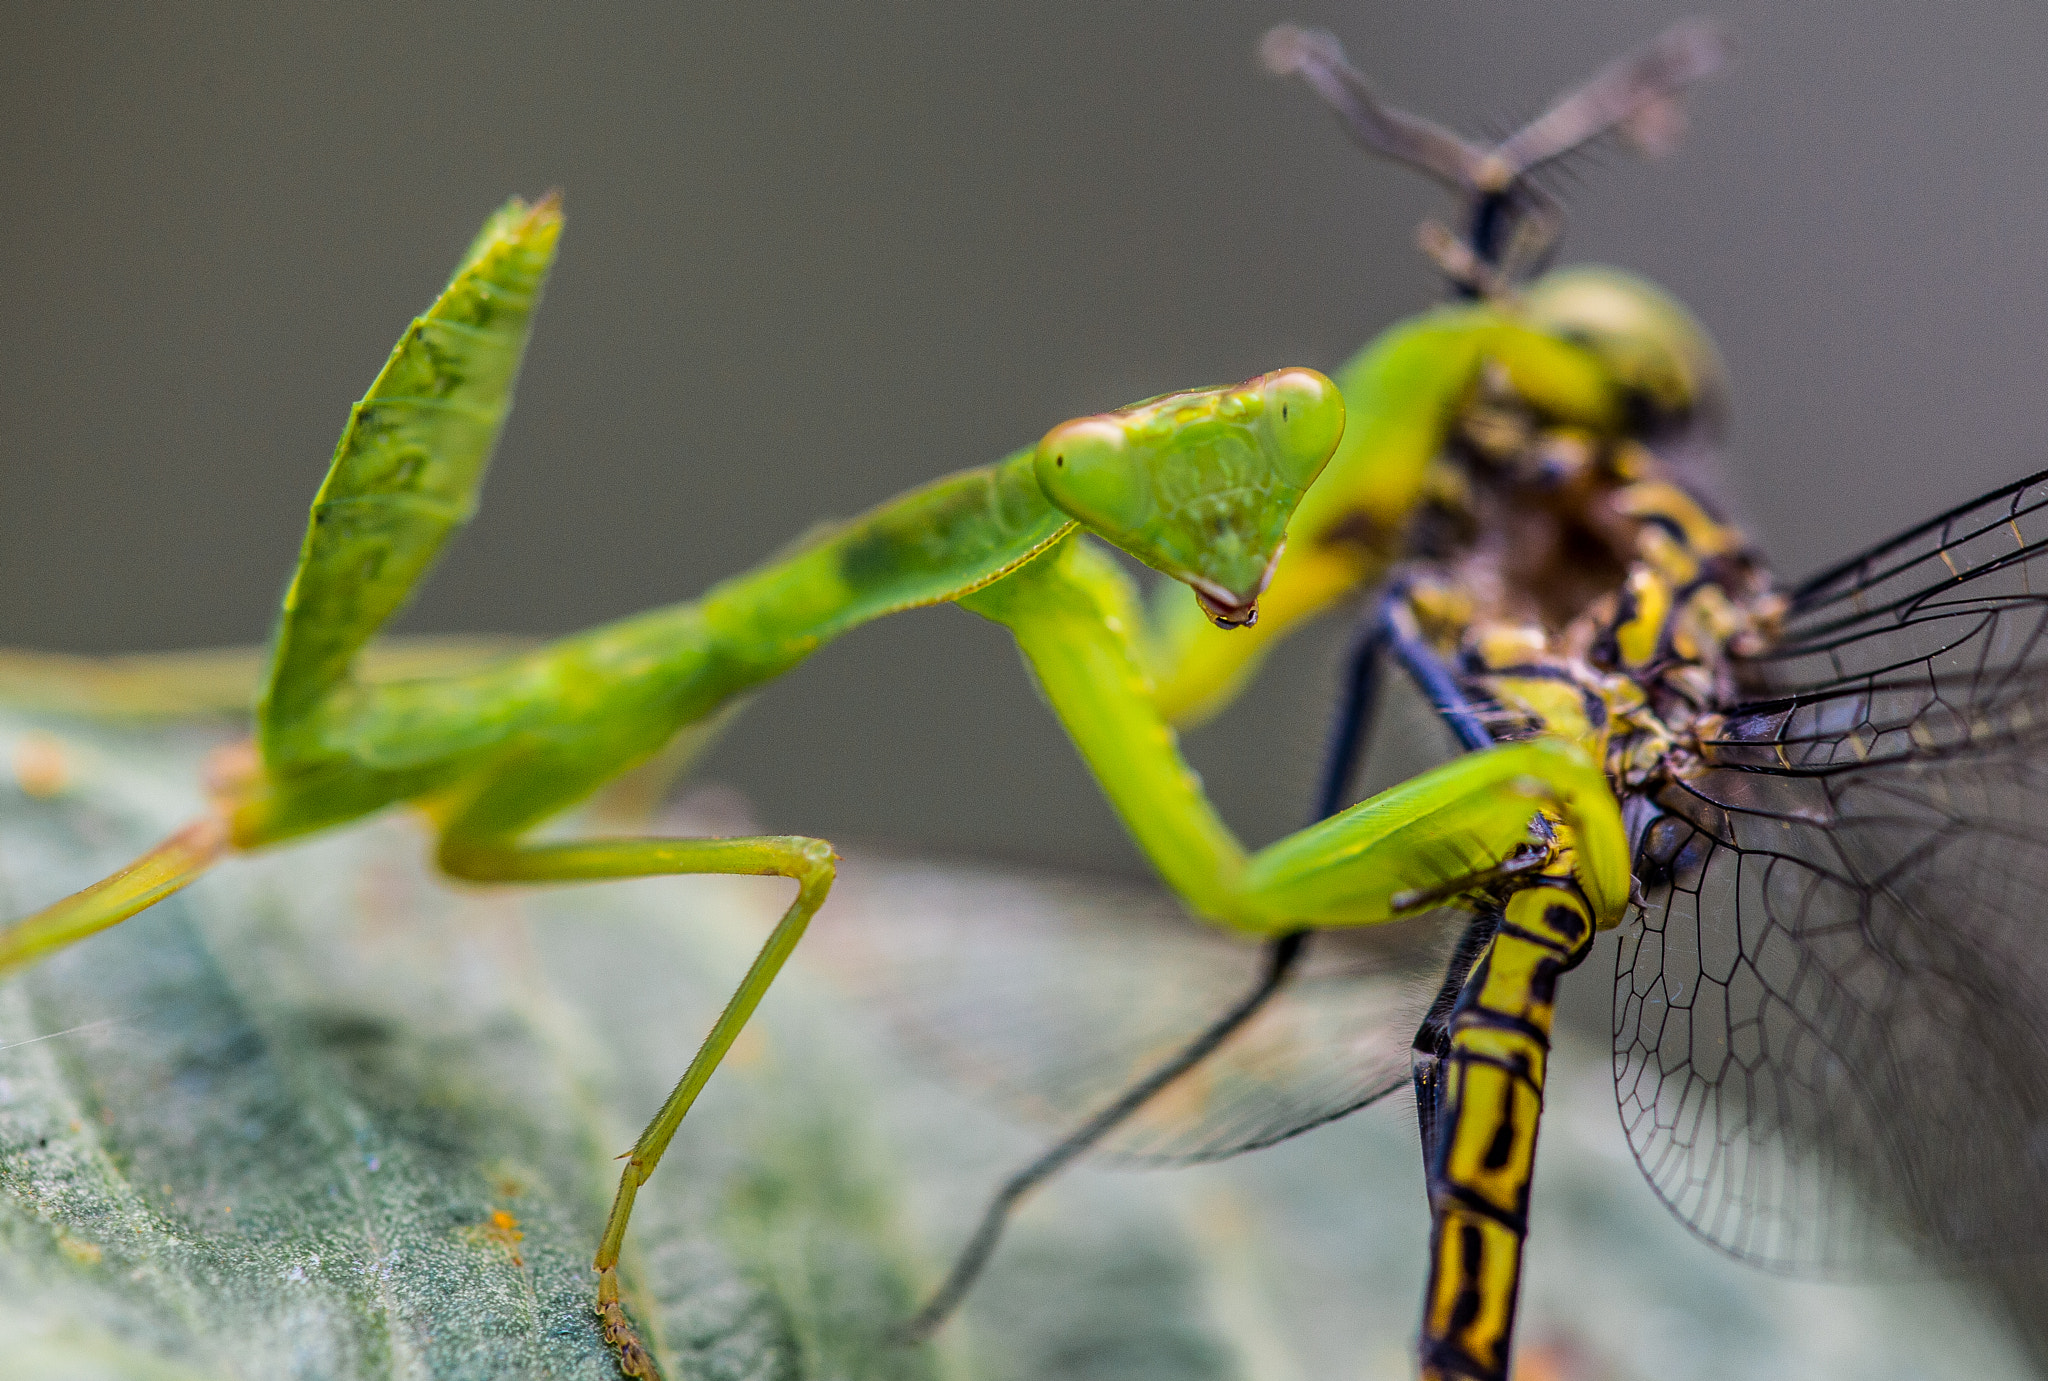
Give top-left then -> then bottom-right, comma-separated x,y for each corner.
0,715 -> 910,1379
0,706 -> 2035,1380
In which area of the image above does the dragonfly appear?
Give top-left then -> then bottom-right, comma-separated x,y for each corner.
838,19 -> 2048,1381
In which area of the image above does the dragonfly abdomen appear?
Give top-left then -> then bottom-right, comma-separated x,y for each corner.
1420,876 -> 1594,1381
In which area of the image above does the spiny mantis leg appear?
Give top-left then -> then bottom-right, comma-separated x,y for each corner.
894,930 -> 1307,1344
436,831 -> 837,1381
895,595 -> 1409,1340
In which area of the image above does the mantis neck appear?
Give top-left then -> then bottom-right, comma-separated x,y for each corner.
687,449 -> 1075,682
523,448 -> 1077,731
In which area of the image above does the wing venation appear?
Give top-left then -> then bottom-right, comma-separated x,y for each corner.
1617,468 -> 2048,1271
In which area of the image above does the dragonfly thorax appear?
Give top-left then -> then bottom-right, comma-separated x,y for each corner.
1397,385 -> 1783,796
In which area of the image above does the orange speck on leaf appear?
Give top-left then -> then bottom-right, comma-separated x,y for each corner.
56,1234 -> 102,1266
460,1207 -> 526,1267
13,734 -> 70,798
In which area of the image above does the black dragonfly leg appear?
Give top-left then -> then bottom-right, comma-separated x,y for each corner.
1372,597 -> 1504,1166
892,604 -> 1410,1341
1311,603 -> 1391,820
1384,597 -> 1495,756
896,932 -> 1307,1343
1409,909 -> 1502,1169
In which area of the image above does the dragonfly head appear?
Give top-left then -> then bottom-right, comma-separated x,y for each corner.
1036,368 -> 1343,628
1521,267 -> 1727,442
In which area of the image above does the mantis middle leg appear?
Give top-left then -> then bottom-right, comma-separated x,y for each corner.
0,816 -> 231,971
437,829 -> 837,1380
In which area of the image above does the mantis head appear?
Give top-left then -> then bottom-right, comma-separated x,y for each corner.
1035,368 -> 1344,628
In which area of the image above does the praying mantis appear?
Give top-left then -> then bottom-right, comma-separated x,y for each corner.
0,18 -> 1762,1381
0,184 -> 1647,1375
889,16 -> 1742,1380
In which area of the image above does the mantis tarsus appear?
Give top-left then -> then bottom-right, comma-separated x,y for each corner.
0,179 -> 1650,1375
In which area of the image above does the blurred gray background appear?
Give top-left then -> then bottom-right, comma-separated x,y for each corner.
5,1 -> 2047,874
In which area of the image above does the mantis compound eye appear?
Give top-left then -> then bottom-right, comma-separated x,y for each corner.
1035,416 -> 1150,533
1257,367 -> 1346,491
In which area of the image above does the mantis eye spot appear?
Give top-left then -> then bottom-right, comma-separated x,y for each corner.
1256,367 -> 1343,489
1036,417 -> 1146,531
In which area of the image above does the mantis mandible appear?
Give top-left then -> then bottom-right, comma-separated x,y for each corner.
0,192 -> 1636,1376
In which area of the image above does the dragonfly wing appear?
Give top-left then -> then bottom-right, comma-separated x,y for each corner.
814,854 -> 1458,1164
1614,469 -> 2048,1270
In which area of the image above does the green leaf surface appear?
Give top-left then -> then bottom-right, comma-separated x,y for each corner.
0,707 -> 2035,1381
0,712 -> 1245,1381
0,718 -> 908,1378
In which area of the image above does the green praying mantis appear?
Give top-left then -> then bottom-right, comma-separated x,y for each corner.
0,22 -> 1734,1381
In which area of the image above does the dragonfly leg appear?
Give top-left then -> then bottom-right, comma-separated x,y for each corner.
1309,605 -> 1390,821
1383,589 -> 1495,753
896,932 -> 1307,1342
1368,596 -> 1507,1159
1410,909 -> 1500,1170
437,830 -> 838,1381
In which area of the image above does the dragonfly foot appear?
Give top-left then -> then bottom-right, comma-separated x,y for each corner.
596,1266 -> 661,1379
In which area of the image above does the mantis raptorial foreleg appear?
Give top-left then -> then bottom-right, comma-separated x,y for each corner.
962,536 -> 1631,936
438,830 -> 836,1378
902,536 -> 1629,1334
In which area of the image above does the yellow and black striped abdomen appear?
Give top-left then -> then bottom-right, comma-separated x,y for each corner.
1419,877 -> 1595,1381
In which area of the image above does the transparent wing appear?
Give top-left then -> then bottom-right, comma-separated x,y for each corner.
1614,468 -> 2048,1271
1491,18 -> 1730,177
815,855 -> 1459,1164
1258,25 -> 1489,192
807,626 -> 1476,1165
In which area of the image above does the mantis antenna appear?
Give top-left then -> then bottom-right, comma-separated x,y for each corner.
1261,17 -> 1730,285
